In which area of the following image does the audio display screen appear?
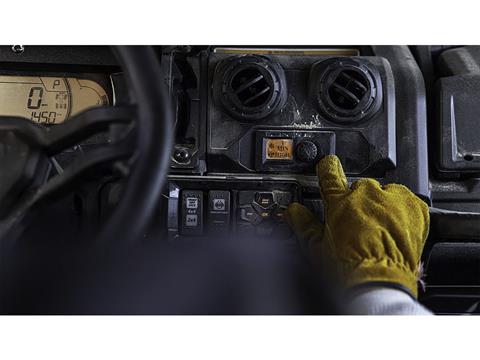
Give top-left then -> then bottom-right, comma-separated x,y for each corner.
264,138 -> 294,161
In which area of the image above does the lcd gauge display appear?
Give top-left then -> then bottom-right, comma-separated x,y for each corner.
264,138 -> 294,161
0,76 -> 109,124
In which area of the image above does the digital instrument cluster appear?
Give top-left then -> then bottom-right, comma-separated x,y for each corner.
0,75 -> 109,124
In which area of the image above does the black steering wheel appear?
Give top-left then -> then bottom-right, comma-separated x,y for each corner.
0,46 -> 174,249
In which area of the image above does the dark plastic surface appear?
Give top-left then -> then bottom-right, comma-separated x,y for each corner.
436,75 -> 480,173
207,53 -> 396,177
372,46 -> 430,200
428,46 -> 480,212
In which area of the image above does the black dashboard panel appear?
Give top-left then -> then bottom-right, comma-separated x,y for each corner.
206,53 -> 396,176
0,46 -> 118,67
165,46 -> 431,239
1,45 -> 480,315
0,45 -> 432,239
167,46 -> 430,192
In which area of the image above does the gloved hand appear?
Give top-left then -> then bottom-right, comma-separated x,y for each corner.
284,155 -> 429,298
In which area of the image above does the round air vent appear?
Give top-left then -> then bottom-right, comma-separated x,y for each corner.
213,55 -> 287,121
310,58 -> 382,124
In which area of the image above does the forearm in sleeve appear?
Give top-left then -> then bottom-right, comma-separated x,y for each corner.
346,287 -> 433,315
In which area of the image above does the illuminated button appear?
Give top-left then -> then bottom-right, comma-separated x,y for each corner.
180,190 -> 203,235
185,214 -> 198,227
213,199 -> 226,211
208,190 -> 231,234
186,197 -> 199,209
254,192 -> 275,209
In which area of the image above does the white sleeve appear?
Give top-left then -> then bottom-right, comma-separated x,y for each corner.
346,287 -> 433,315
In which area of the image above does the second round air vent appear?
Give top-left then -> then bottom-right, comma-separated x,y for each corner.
213,55 -> 287,121
310,58 -> 382,124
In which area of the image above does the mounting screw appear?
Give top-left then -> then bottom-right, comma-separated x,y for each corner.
11,45 -> 24,54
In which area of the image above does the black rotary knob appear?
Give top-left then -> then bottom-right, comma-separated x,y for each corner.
296,141 -> 318,163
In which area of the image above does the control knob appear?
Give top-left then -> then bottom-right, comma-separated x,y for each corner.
295,140 -> 319,163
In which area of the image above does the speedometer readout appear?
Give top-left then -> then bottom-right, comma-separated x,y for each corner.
0,76 -> 109,124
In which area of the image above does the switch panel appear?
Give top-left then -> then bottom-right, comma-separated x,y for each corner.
180,190 -> 203,235
168,179 -> 301,240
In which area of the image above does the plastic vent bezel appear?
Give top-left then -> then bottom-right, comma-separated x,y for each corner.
213,55 -> 287,121
310,58 -> 383,124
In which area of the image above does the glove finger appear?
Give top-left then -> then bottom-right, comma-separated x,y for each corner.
284,203 -> 325,250
351,178 -> 383,191
316,155 -> 349,198
382,183 -> 416,197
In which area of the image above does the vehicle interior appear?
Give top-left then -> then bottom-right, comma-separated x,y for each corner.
0,45 -> 479,315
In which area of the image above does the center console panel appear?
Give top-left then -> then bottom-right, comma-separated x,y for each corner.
165,46 -> 430,239
207,52 -> 396,176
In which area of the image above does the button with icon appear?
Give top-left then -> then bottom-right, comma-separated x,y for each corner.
208,190 -> 231,234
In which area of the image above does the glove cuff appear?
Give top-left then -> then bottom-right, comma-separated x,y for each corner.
343,261 -> 419,298
347,281 -> 417,301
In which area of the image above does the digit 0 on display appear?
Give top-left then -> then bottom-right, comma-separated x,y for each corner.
0,76 -> 109,124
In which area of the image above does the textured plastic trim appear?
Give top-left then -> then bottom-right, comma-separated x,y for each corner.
372,46 -> 431,201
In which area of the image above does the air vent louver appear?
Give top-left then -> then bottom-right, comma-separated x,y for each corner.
213,56 -> 287,121
311,58 -> 382,124
231,68 -> 271,108
329,70 -> 369,109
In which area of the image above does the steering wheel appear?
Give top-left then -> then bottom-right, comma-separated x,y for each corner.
0,46 -> 174,249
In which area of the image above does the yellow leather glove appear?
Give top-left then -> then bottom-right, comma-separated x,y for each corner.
284,155 -> 429,298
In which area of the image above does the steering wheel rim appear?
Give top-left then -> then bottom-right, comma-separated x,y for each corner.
0,46 -> 174,247
100,46 -> 174,246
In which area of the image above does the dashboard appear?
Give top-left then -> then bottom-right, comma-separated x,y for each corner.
165,46 -> 425,240
1,45 -> 480,314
